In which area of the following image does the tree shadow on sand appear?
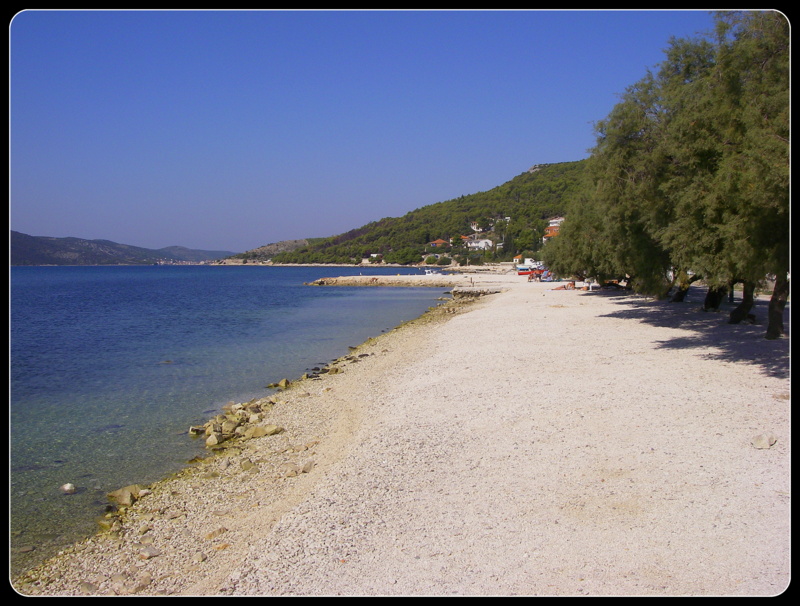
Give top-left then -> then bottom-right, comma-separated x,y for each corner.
588,286 -> 790,380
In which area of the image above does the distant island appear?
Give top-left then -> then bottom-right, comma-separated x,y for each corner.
9,231 -> 238,266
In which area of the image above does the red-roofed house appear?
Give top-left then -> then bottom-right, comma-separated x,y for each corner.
543,217 -> 564,243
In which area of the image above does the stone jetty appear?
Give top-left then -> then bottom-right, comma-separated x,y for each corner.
305,274 -> 464,288
305,273 -> 506,297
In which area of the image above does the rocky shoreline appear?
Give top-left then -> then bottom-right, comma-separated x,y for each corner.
11,289 -> 486,596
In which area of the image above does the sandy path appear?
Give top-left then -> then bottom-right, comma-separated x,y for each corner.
222,279 -> 790,596
15,274 -> 790,597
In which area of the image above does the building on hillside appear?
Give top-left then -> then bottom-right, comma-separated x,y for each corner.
543,216 -> 565,243
427,239 -> 450,248
466,238 -> 494,251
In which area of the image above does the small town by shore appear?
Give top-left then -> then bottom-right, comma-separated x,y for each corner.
12,270 -> 790,597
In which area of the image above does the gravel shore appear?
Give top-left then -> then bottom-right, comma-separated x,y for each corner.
12,273 -> 790,596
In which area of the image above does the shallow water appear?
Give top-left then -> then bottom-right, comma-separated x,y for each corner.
10,265 -> 448,575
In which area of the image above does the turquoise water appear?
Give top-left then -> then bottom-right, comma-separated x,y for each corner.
10,265 -> 448,575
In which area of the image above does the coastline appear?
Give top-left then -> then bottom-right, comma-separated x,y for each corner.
12,273 -> 790,596
11,277 -> 491,595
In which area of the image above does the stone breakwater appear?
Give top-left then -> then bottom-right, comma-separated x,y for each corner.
305,274 -> 465,288
306,274 -> 507,298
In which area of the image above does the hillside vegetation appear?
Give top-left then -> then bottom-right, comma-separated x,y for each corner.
226,239 -> 316,261
236,160 -> 585,265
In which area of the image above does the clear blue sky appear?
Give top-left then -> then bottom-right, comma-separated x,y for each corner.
10,9 -> 719,253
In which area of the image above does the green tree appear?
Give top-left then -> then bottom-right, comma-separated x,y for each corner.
551,72 -> 674,295
385,247 -> 422,265
546,11 -> 788,338
542,182 -> 619,283
655,11 -> 789,334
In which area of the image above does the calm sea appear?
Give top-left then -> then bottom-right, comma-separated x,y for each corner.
10,264 -> 449,576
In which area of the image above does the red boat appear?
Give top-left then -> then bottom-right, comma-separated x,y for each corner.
517,268 -> 544,276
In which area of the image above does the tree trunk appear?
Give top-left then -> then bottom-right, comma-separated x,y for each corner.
728,280 -> 756,324
703,284 -> 728,311
671,272 -> 702,302
671,285 -> 690,302
765,274 -> 790,339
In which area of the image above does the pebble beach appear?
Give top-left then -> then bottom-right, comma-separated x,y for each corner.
11,270 -> 790,597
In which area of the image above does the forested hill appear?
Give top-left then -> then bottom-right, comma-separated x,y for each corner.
239,160 -> 586,265
10,231 -> 237,265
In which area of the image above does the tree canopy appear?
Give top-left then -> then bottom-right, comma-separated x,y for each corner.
543,10 -> 789,338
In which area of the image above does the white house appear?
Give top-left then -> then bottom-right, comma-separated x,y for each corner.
466,238 -> 494,251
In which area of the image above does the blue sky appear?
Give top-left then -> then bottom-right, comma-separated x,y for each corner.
10,9 -> 720,253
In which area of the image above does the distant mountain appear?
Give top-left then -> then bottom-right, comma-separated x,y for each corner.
9,231 -> 238,266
